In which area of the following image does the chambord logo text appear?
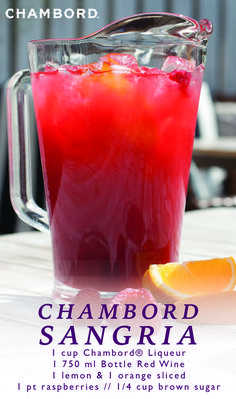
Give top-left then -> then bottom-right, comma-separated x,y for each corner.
4,8 -> 99,20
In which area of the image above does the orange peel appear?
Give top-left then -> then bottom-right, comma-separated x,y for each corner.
142,257 -> 236,303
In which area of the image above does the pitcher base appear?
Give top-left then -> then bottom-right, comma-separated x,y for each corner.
52,280 -> 117,301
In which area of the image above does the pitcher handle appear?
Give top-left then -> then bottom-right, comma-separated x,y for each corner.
7,69 -> 49,232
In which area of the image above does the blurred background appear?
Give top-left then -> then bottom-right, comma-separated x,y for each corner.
0,0 -> 236,234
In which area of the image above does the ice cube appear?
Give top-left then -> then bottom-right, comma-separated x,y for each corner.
140,66 -> 164,75
195,63 -> 205,73
100,53 -> 140,72
162,56 -> 196,73
45,63 -> 59,72
58,63 -> 105,75
58,65 -> 81,73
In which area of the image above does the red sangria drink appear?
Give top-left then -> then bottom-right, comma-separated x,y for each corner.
31,53 -> 203,294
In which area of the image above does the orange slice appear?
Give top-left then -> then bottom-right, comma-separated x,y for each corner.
142,257 -> 236,303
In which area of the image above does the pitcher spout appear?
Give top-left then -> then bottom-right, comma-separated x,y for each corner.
199,18 -> 213,43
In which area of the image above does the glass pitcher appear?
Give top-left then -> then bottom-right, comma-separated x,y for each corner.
7,13 -> 212,299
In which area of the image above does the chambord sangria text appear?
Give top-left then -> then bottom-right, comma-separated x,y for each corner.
38,302 -> 198,346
